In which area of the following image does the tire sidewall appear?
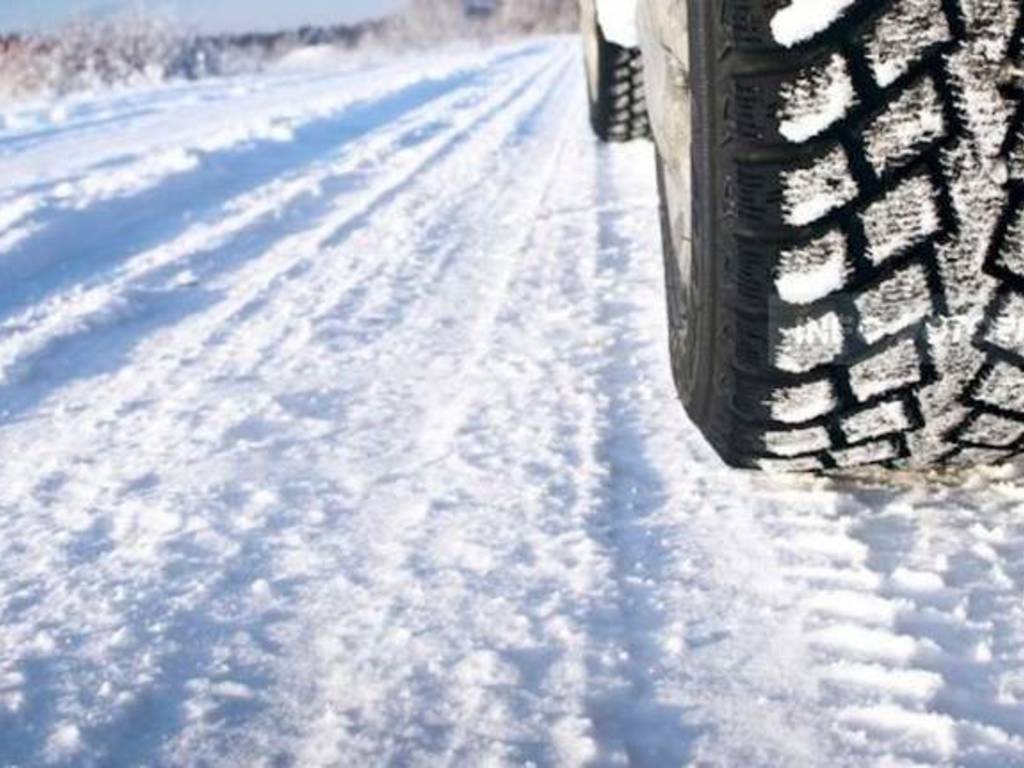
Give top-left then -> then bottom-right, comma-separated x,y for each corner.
656,152 -> 715,418
580,0 -> 602,106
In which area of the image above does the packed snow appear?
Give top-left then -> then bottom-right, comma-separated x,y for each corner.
771,0 -> 858,47
594,0 -> 639,47
2,36 -> 1024,766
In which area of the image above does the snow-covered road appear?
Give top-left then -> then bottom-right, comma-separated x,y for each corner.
3,36 -> 1024,767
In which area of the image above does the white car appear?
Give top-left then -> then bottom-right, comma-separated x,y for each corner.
581,0 -> 1024,472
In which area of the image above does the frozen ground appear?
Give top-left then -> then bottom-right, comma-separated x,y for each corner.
2,36 -> 1024,767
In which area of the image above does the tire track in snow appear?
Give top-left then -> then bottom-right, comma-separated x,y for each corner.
772,479 -> 1024,764
0,44 -> 568,421
0,44 -> 553,324
580,140 -> 701,765
257,50 -> 613,767
0,41 -> 579,767
4,34 -> 1024,768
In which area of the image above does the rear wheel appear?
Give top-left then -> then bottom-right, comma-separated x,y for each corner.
641,0 -> 1024,471
580,0 -> 650,142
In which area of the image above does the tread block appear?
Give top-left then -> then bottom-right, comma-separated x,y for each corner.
587,31 -> 651,143
831,438 -> 901,467
779,53 -> 857,142
995,200 -> 1024,278
769,378 -> 839,423
960,411 -> 1024,447
861,174 -> 942,266
863,76 -> 947,176
765,425 -> 833,456
855,264 -> 934,344
775,311 -> 845,372
776,229 -> 850,304
848,337 -> 923,401
771,0 -> 858,48
863,0 -> 952,87
983,290 -> 1024,357
975,360 -> 1024,410
780,145 -> 859,226
842,399 -> 912,444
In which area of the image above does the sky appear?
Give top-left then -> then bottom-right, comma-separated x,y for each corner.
0,0 -> 407,33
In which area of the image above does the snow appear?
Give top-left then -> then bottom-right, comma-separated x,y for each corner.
855,264 -> 933,344
842,400 -> 911,445
776,230 -> 849,304
862,174 -> 941,266
770,379 -> 838,424
595,0 -> 639,47
781,146 -> 859,226
2,35 -> 1024,767
771,0 -> 858,47
779,54 -> 856,143
865,0 -> 952,87
765,426 -> 833,457
977,362 -> 1024,411
775,311 -> 844,373
849,338 -> 923,401
863,77 -> 946,175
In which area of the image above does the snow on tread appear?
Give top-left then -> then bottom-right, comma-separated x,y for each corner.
752,0 -> 1024,469
778,54 -> 856,143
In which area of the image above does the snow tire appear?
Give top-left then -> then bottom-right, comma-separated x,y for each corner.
581,0 -> 652,143
644,0 -> 1024,471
